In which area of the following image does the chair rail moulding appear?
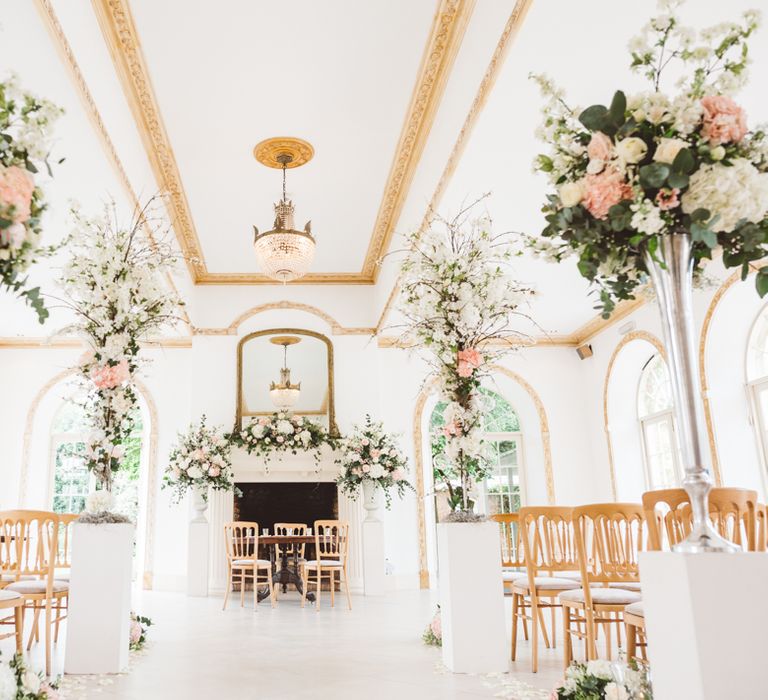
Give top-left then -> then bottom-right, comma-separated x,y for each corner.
17,368 -> 160,590
90,0 -> 476,285
411,364 -> 554,589
192,302 -> 376,337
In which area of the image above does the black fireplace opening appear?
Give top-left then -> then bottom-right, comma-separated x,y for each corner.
234,482 -> 338,533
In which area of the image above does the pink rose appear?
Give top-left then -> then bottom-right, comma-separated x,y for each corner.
370,449 -> 381,461
130,620 -> 142,644
655,187 -> 680,211
0,165 -> 34,223
208,466 -> 221,477
361,439 -> 369,446
430,610 -> 441,638
457,348 -> 483,377
90,358 -> 130,389
442,421 -> 462,438
392,468 -> 404,482
581,167 -> 633,219
361,464 -> 371,474
701,95 -> 747,146
587,131 -> 614,163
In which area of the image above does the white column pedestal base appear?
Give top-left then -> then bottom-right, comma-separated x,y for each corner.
64,523 -> 133,675
187,520 -> 209,597
362,520 -> 385,596
640,551 -> 768,700
438,521 -> 507,673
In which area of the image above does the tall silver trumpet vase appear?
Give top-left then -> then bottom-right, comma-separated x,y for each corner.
643,231 -> 738,553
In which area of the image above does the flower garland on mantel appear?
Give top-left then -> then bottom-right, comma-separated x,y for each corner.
229,411 -> 339,469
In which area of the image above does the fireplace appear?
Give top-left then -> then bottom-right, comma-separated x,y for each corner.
234,482 -> 339,532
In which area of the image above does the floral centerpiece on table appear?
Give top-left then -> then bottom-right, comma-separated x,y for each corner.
58,199 -> 184,492
422,606 -> 442,647
76,489 -> 130,524
527,1 -> 767,317
0,75 -> 62,323
396,203 -> 534,520
163,416 -> 240,502
0,653 -> 60,699
129,612 -> 152,651
229,411 -> 339,466
336,415 -> 412,508
553,660 -> 652,700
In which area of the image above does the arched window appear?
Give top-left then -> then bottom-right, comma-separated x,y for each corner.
430,388 -> 524,517
637,355 -> 681,489
747,304 -> 768,477
50,394 -> 143,521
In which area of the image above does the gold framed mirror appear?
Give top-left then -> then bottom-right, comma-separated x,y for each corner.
236,328 -> 338,435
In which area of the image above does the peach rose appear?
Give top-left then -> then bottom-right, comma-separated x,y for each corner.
655,187 -> 680,211
700,95 -> 747,146
0,166 -> 34,223
587,132 -> 614,162
361,464 -> 371,474
581,167 -> 633,220
208,466 -> 221,477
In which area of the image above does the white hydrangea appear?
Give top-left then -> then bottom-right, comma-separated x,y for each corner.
368,463 -> 385,480
586,659 -> 615,680
85,489 -> 115,514
276,420 -> 295,435
187,465 -> 203,480
670,94 -> 703,135
630,199 -> 666,236
682,159 -> 768,232
605,682 -> 630,700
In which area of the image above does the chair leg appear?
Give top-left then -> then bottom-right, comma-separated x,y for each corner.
45,599 -> 52,678
54,598 -> 62,643
330,570 -> 335,608
537,603 -> 551,649
562,604 -> 572,671
300,566 -> 308,608
14,607 -> 22,654
27,605 -> 41,650
316,568 -> 322,611
585,609 -> 598,661
510,593 -> 519,661
343,565 -> 352,611
240,570 -> 245,608
551,604 -> 557,648
626,622 -> 636,661
531,598 -> 539,674
267,570 -> 276,609
604,617 -> 612,660
223,566 -> 231,610
521,601 -> 529,641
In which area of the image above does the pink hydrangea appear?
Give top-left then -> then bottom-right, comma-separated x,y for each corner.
581,167 -> 633,219
90,358 -> 130,389
586,131 -> 614,163
0,165 -> 34,223
392,468 -> 404,482
208,466 -> 221,477
130,620 -> 142,644
701,95 -> 747,146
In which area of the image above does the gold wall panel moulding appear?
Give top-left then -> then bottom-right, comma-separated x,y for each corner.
253,137 -> 314,169
33,0 -> 191,325
194,271 -> 374,285
375,0 -> 534,329
377,333 -> 578,349
364,0 -> 475,281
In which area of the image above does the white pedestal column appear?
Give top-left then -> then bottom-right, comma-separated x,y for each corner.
187,488 -> 209,597
362,520 -> 386,596
64,523 -> 133,675
437,521 -> 507,673
640,551 -> 768,700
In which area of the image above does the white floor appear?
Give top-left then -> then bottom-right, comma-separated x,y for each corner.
3,589 -> 570,699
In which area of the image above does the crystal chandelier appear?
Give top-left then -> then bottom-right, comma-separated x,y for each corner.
269,337 -> 301,409
252,144 -> 315,283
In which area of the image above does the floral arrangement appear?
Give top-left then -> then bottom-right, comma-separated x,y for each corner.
422,606 -> 442,647
76,489 -> 131,524
336,415 -> 412,507
0,76 -> 62,323
527,1 -> 768,317
0,653 -> 59,700
58,199 -> 184,490
553,660 -> 652,700
129,612 -> 152,651
397,203 -> 534,516
229,411 -> 338,466
163,416 -> 240,502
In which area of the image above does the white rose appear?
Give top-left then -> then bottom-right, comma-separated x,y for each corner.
558,181 -> 583,207
586,659 -> 614,680
6,223 -> 27,250
604,682 -> 629,700
187,465 -> 203,480
710,145 -> 726,161
616,137 -> 647,164
653,137 -> 688,164
22,670 -> 41,695
368,463 -> 385,480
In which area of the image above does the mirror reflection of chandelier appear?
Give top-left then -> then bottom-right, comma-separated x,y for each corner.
269,336 -> 302,409
252,137 -> 316,283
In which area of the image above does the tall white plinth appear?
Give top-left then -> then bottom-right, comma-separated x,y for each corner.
640,552 -> 768,700
438,522 -> 507,673
362,520 -> 385,596
187,520 -> 209,597
64,523 -> 133,675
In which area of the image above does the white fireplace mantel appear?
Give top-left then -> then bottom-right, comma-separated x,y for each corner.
206,446 -> 364,595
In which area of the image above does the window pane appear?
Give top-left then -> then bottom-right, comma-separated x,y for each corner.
53,441 -> 89,514
748,305 -> 768,381
484,438 -> 521,515
638,355 -> 674,418
642,416 -> 679,489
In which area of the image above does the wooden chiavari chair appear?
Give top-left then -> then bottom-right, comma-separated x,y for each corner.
0,517 -> 23,654
223,522 -> 275,611
560,503 -> 644,669
301,520 -> 351,611
513,506 -> 581,673
51,513 -> 78,643
491,513 -> 530,640
756,503 -> 767,552
0,510 -> 67,676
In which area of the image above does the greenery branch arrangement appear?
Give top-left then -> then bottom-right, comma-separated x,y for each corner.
527,0 -> 768,318
553,659 -> 652,700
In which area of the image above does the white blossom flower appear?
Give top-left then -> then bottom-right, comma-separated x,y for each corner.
85,490 -> 115,513
631,200 -> 666,236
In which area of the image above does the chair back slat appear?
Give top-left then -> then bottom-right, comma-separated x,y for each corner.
55,513 -> 78,569
274,523 -> 308,558
224,522 -> 259,561
757,503 -> 767,552
518,506 -> 576,575
314,520 -> 348,561
0,510 -> 59,582
490,513 -> 523,568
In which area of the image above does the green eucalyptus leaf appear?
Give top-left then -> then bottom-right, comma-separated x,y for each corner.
668,171 -> 689,189
579,104 -> 608,132
608,90 -> 627,126
639,162 -> 670,188
757,269 -> 768,297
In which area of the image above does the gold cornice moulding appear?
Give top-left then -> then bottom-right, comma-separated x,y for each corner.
0,337 -> 193,349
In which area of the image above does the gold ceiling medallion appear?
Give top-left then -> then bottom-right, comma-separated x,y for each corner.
253,137 -> 314,169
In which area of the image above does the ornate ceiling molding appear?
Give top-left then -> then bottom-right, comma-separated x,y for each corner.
375,0 -> 534,329
0,337 -> 193,349
90,0 -> 476,285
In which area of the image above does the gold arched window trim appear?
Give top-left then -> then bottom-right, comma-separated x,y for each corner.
235,328 -> 339,436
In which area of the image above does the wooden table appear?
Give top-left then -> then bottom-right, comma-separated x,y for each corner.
257,535 -> 322,603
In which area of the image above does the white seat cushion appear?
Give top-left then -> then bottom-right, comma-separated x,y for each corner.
1,574 -> 36,582
559,587 -> 641,606
512,576 -> 581,592
304,559 -> 343,568
5,580 -> 69,595
0,590 -> 22,602
502,571 -> 528,582
232,559 -> 271,567
624,601 -> 644,617
609,581 -> 642,592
